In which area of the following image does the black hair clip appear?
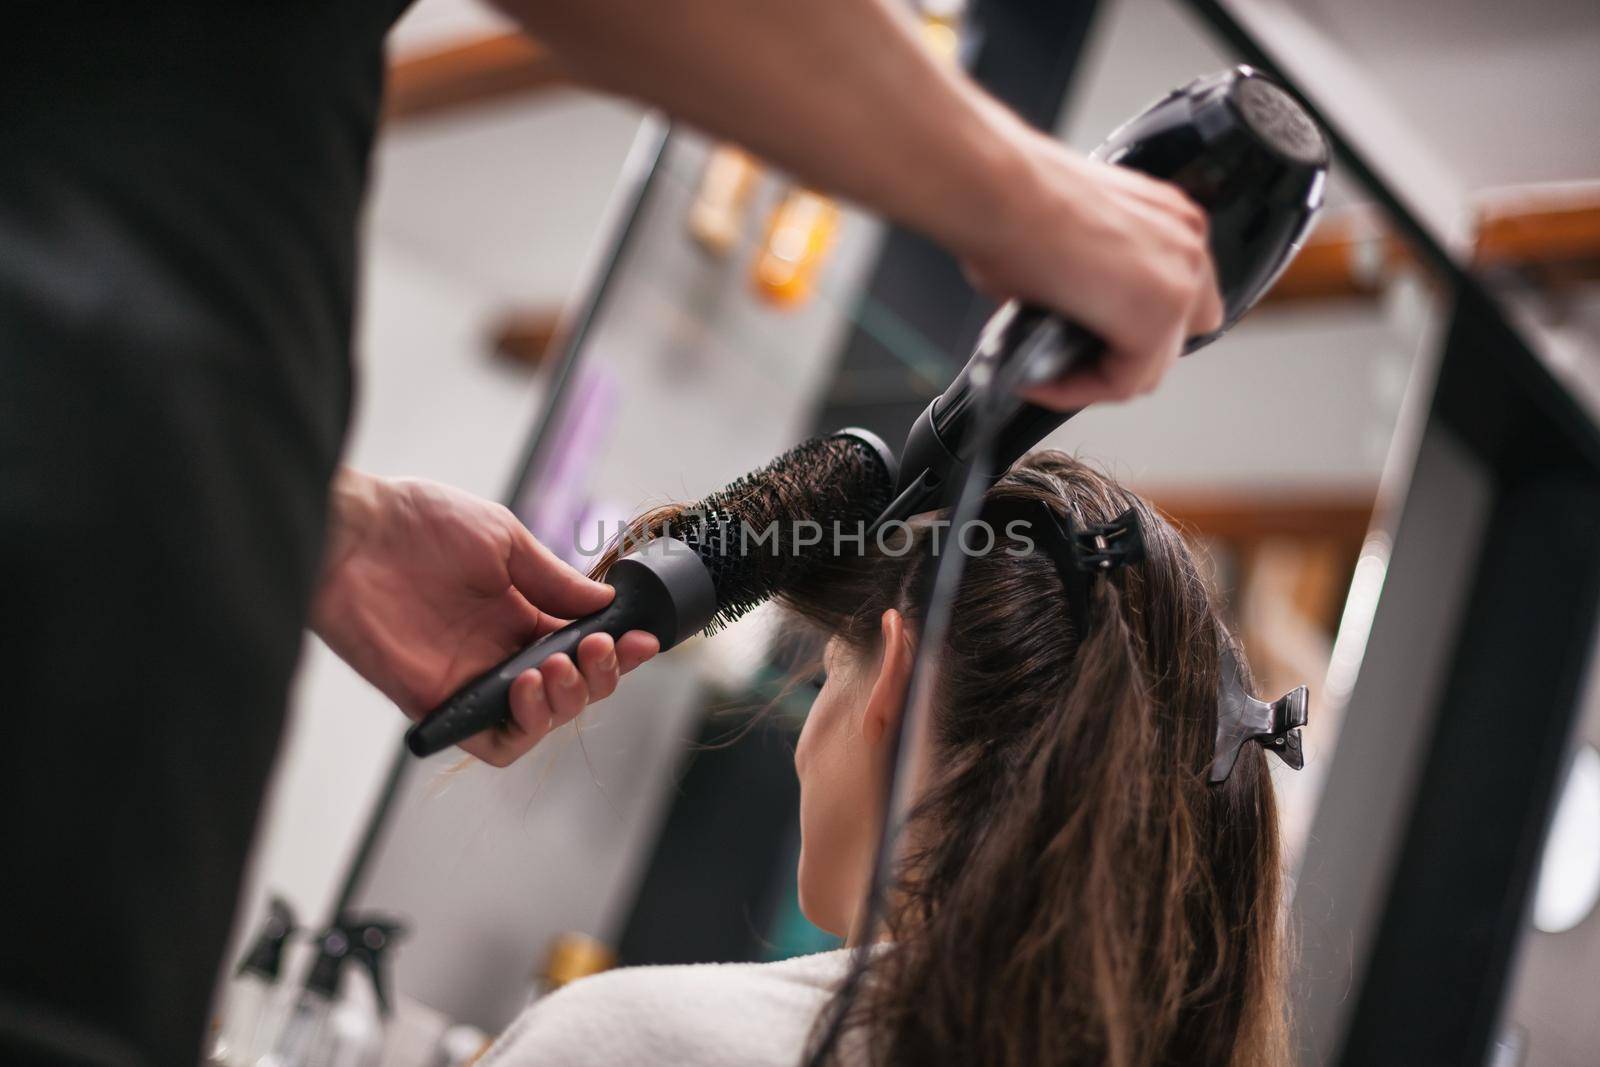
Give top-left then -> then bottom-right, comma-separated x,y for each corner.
980,498 -> 1145,639
1209,642 -> 1308,784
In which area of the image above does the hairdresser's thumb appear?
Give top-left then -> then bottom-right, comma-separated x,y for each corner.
507,527 -> 615,619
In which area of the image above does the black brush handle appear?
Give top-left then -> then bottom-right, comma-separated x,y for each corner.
404,538 -> 717,757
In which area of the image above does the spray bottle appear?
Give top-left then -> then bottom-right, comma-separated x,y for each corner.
211,896 -> 298,1066
260,912 -> 406,1067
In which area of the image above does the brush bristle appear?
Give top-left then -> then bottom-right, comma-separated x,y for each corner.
667,432 -> 895,632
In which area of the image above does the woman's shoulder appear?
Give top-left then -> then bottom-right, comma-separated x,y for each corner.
479,949 -> 855,1067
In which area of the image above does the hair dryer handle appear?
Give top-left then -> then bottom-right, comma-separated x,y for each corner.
985,305 -> 1103,477
404,601 -> 627,757
996,304 -> 1106,393
878,302 -> 1101,525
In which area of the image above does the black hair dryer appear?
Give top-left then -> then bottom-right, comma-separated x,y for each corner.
880,66 -> 1329,523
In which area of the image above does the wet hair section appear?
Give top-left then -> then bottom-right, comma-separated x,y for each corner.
779,451 -> 1290,1067
587,430 -> 896,632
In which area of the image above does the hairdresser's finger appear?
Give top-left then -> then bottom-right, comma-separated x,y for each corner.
529,609 -> 573,640
1189,244 -> 1225,337
541,653 -> 590,728
504,670 -> 555,747
1019,336 -> 1161,409
575,632 -> 620,703
1137,314 -> 1188,396
505,521 -> 614,620
616,631 -> 660,674
1022,247 -> 1211,409
447,673 -> 548,767
456,735 -> 512,768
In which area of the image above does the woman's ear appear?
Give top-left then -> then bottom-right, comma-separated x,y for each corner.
862,609 -> 914,747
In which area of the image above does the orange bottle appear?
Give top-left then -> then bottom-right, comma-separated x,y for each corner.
751,1 -> 964,308
752,188 -> 842,308
688,146 -> 761,256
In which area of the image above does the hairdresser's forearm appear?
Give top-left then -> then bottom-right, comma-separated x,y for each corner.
492,0 -> 1031,260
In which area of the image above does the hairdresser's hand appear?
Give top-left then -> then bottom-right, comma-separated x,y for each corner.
311,470 -> 659,766
957,127 -> 1224,410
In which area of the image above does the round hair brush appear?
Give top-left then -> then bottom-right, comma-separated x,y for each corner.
405,428 -> 898,757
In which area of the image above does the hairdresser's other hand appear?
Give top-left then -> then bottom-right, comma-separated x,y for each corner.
957,126 -> 1223,411
311,470 -> 659,766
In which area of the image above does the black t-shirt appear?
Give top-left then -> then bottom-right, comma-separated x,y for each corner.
4,1 -> 409,459
2,4 -> 412,1063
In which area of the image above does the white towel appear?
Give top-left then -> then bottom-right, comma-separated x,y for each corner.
479,948 -> 860,1067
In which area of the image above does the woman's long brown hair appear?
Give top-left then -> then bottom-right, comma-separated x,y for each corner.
604,451 -> 1289,1066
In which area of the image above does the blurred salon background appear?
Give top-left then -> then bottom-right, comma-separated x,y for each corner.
230,0 -> 1600,1063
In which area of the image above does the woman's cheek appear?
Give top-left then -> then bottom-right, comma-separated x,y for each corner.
794,722 -> 813,777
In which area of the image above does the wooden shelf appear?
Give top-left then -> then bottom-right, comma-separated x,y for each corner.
1266,187 -> 1600,305
488,307 -> 565,370
1149,490 -> 1375,547
386,33 -> 568,124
